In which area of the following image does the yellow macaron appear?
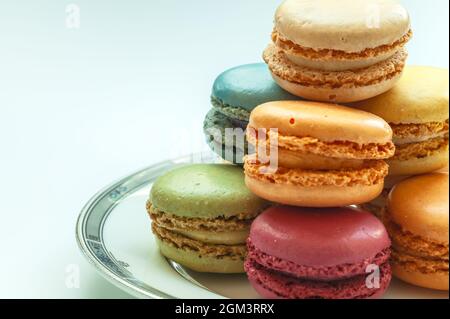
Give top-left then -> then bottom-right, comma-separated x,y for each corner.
351,66 -> 449,176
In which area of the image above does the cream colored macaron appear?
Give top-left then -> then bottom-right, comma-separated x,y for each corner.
264,0 -> 411,103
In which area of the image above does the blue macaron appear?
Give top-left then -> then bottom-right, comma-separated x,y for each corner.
211,63 -> 300,121
204,63 -> 300,164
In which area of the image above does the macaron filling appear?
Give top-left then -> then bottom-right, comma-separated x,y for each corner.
149,203 -> 254,246
392,250 -> 449,275
244,157 -> 388,187
391,120 -> 449,145
247,239 -> 391,281
148,202 -> 254,252
245,259 -> 392,299
152,223 -> 246,260
211,95 -> 251,122
391,136 -> 449,161
245,122 -> 392,187
384,214 -> 449,276
247,126 -> 396,160
263,44 -> 408,89
388,120 -> 449,164
272,29 -> 413,61
266,148 -> 367,170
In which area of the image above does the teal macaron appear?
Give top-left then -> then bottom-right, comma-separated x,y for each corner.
204,63 -> 300,164
211,63 -> 300,121
147,164 -> 270,273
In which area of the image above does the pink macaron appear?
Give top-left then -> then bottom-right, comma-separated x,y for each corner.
244,206 -> 392,299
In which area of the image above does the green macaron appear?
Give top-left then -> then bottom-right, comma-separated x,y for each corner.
147,164 -> 270,273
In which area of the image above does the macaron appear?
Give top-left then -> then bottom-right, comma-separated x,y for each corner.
360,175 -> 412,218
264,0 -> 411,103
245,206 -> 392,299
351,66 -> 449,176
203,108 -> 248,165
204,63 -> 299,164
383,173 -> 449,291
244,101 -> 395,207
147,164 -> 270,273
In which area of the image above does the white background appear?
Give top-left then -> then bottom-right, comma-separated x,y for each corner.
0,0 -> 448,298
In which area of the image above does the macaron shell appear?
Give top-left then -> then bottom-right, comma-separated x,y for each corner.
176,228 -> 249,245
203,108 -> 247,164
281,42 -> 399,71
275,0 -> 410,52
248,277 -> 388,300
272,70 -> 404,104
247,238 -> 391,281
393,263 -> 449,291
151,164 -> 269,218
249,206 -> 391,267
263,43 -> 407,103
246,259 -> 392,299
211,96 -> 252,122
156,238 -> 244,273
245,175 -> 384,208
350,66 -> 450,124
387,173 -> 449,243
271,147 -> 367,170
211,63 -> 299,113
387,147 -> 449,176
249,100 -> 393,144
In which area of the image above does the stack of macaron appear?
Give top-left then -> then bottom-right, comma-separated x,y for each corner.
203,63 -> 300,164
146,0 -> 449,299
242,101 -> 396,298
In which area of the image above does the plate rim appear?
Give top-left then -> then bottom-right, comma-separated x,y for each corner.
76,152 -> 221,299
76,158 -> 188,299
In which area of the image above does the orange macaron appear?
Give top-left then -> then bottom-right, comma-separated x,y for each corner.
244,101 -> 395,207
383,173 -> 449,291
